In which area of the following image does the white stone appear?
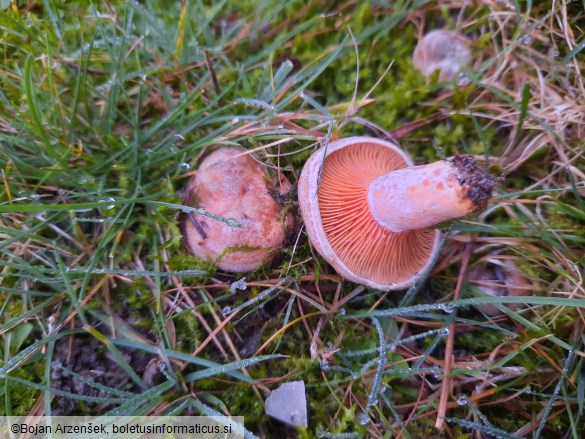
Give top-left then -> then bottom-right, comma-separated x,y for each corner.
265,380 -> 307,428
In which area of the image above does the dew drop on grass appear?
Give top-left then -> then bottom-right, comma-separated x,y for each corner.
221,306 -> 232,316
357,412 -> 370,425
231,117 -> 240,124
522,34 -> 532,45
549,48 -> 560,58
180,162 -> 191,171
99,197 -> 115,210
456,394 -> 468,406
338,308 -> 346,316
75,218 -> 105,223
388,343 -> 396,352
456,72 -> 471,86
170,145 -> 178,154
438,328 -> 450,336
230,277 -> 247,294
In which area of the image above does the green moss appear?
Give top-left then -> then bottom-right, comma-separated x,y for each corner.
403,417 -> 436,437
167,255 -> 217,279
457,330 -> 508,353
172,311 -> 202,353
0,366 -> 44,416
222,384 -> 265,421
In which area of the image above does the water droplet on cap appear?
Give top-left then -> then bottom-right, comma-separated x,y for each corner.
226,218 -> 240,227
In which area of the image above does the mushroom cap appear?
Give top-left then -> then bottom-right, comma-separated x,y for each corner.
468,260 -> 531,316
298,137 -> 441,290
412,29 -> 471,81
183,146 -> 293,272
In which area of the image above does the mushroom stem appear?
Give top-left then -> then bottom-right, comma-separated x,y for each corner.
368,156 -> 496,233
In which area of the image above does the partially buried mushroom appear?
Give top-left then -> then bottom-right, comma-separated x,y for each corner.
183,146 -> 293,272
467,260 -> 531,316
298,137 -> 496,290
412,29 -> 471,81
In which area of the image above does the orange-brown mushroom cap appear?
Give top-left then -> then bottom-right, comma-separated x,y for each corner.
183,146 -> 293,272
298,137 -> 441,290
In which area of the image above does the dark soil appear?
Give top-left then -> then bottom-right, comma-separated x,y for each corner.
50,335 -> 152,415
451,155 -> 497,210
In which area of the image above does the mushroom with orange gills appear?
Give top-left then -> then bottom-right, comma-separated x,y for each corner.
298,137 -> 496,290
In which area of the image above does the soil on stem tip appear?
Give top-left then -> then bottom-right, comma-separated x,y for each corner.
451,155 -> 497,210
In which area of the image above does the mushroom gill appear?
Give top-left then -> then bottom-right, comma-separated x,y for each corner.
318,142 -> 436,285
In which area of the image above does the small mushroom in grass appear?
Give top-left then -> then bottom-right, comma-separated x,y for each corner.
412,29 -> 471,81
467,260 -> 532,316
183,146 -> 293,272
298,137 -> 496,290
